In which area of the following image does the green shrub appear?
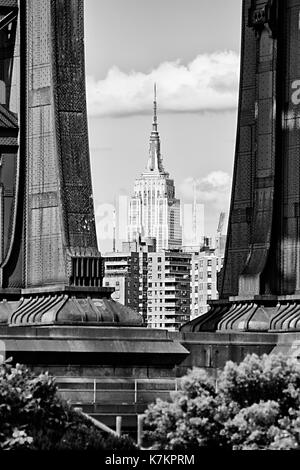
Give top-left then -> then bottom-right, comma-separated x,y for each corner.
144,354 -> 300,450
0,363 -> 136,451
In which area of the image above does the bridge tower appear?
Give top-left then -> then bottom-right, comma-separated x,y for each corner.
0,0 -> 141,326
184,0 -> 300,332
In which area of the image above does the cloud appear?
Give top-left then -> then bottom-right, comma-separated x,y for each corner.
179,171 -> 232,210
86,51 -> 239,118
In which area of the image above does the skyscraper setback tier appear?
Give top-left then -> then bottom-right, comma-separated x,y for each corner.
128,86 -> 182,251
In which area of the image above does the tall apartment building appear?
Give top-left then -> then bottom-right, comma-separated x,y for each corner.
147,251 -> 191,330
128,85 -> 182,251
214,212 -> 227,257
103,238 -> 155,321
190,247 -> 224,320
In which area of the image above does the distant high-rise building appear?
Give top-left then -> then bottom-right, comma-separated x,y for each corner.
214,212 -> 227,257
147,250 -> 191,330
182,194 -> 205,248
182,236 -> 212,254
190,246 -> 224,320
103,237 -> 156,321
128,85 -> 182,251
103,252 -> 140,314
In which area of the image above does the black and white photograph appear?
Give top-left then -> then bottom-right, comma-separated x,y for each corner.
0,0 -> 300,460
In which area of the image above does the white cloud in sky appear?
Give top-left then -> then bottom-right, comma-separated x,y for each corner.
87,51 -> 239,117
179,171 -> 232,210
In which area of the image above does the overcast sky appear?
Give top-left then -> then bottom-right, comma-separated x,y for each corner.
84,0 -> 243,252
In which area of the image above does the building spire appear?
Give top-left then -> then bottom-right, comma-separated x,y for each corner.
147,83 -> 164,172
153,82 -> 157,131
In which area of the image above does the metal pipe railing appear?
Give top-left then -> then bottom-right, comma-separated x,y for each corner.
74,407 -> 122,437
57,378 -> 180,406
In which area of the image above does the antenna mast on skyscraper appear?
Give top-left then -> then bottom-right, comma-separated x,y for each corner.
192,179 -> 198,245
153,82 -> 157,129
112,201 -> 116,253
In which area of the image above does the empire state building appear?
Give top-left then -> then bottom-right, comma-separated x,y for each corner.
128,86 -> 182,251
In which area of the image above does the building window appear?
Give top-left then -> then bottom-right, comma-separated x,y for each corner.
207,283 -> 212,290
207,260 -> 212,267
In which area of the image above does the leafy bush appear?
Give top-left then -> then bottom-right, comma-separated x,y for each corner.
0,363 -> 136,451
144,354 -> 300,450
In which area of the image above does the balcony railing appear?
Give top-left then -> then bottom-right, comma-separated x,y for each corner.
56,378 -> 181,406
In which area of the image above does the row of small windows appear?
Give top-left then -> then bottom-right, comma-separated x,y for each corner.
192,294 -> 212,302
193,283 -> 214,291
194,272 -> 215,280
105,280 -> 120,287
148,257 -> 190,263
195,258 -> 224,268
